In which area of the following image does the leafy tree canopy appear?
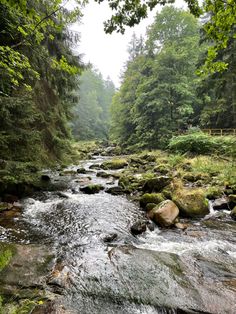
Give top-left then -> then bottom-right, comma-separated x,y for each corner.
95,0 -> 236,74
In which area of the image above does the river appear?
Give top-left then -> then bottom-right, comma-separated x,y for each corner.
0,155 -> 236,314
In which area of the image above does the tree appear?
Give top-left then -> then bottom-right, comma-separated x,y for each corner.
94,0 -> 235,74
110,6 -> 202,148
72,68 -> 115,140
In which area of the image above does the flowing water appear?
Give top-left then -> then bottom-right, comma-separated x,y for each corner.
1,156 -> 236,314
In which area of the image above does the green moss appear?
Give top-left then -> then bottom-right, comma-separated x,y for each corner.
101,159 -> 128,170
0,244 -> 15,272
140,193 -> 165,208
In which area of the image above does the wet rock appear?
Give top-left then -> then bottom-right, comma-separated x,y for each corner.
76,167 -> 87,174
101,159 -> 128,170
148,200 -> 179,227
130,220 -> 147,235
147,221 -> 155,231
56,192 -> 69,198
89,164 -> 101,170
229,194 -> 236,204
105,186 -> 126,195
0,243 -> 54,297
97,171 -> 111,178
2,194 -> 18,203
230,206 -> 236,220
173,188 -> 209,218
103,233 -> 118,243
174,222 -> 189,230
140,193 -> 165,208
0,202 -> 9,212
142,176 -> 171,193
41,174 -> 51,182
47,263 -> 70,290
212,196 -> 229,210
80,184 -> 104,194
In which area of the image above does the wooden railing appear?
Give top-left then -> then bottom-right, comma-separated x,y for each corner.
202,129 -> 236,136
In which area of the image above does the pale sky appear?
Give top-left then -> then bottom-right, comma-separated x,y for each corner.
71,1 -> 186,87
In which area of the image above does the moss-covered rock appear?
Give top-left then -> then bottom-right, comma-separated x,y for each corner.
154,164 -> 170,175
145,203 -> 157,212
149,200 -> 179,227
229,194 -> 236,204
80,184 -> 104,194
173,188 -> 209,218
101,159 -> 128,170
142,176 -> 171,193
206,186 -> 223,200
140,193 -> 165,208
230,206 -> 236,220
96,171 -> 111,178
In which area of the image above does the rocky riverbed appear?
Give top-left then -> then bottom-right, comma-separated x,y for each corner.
0,150 -> 236,313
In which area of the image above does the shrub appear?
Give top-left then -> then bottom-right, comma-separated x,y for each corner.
168,131 -> 236,157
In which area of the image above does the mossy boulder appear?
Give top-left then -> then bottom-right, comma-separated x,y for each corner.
77,167 -> 87,174
97,171 -> 111,178
0,202 -> 8,212
206,186 -> 223,200
154,164 -> 170,175
229,194 -> 236,204
148,200 -> 179,227
182,172 -> 211,183
80,184 -> 104,194
173,188 -> 209,218
105,186 -> 126,195
142,176 -> 171,193
145,203 -> 157,212
140,193 -> 165,208
230,206 -> 236,220
130,220 -> 147,235
101,159 -> 128,170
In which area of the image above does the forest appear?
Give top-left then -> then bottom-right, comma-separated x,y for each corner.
0,1 -> 236,313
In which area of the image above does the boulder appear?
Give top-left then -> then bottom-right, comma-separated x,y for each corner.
80,184 -> 104,194
173,188 -> 209,218
89,164 -> 101,170
230,206 -> 236,220
229,194 -> 236,204
130,220 -> 147,235
212,196 -> 229,210
142,176 -> 171,193
105,186 -> 126,195
154,164 -> 170,175
41,174 -> 51,182
148,200 -> 179,227
140,193 -> 165,208
101,159 -> 128,170
97,171 -> 111,178
103,233 -> 118,243
77,167 -> 87,174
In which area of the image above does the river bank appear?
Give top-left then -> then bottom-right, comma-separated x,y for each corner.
0,145 -> 236,313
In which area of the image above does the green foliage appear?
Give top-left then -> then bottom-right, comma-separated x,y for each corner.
0,0 -> 82,94
169,131 -> 236,156
0,0 -> 84,176
110,7 -> 202,149
72,68 -> 115,140
95,0 -> 235,74
0,244 -> 14,271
